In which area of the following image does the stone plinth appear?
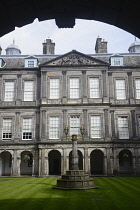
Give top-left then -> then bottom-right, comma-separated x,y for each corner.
53,170 -> 98,190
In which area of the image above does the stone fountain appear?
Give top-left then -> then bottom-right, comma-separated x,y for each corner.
53,135 -> 98,190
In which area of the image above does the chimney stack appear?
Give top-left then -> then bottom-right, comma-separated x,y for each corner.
42,38 -> 55,55
95,37 -> 107,53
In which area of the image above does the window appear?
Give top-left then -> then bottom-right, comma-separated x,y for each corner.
49,117 -> 59,139
50,78 -> 59,99
70,78 -> 79,98
135,79 -> 140,99
0,58 -> 2,68
27,60 -> 34,67
4,81 -> 15,101
22,118 -> 32,140
138,116 -> 140,137
91,116 -> 101,138
118,116 -> 129,139
25,58 -> 37,68
115,79 -> 126,100
2,118 -> 12,140
110,56 -> 123,66
24,81 -> 34,101
70,116 -> 80,135
89,78 -> 100,98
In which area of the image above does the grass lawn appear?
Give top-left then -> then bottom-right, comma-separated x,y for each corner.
0,177 -> 140,210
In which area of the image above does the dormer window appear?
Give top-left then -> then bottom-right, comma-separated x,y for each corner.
0,58 -> 2,67
25,57 -> 38,68
110,55 -> 123,66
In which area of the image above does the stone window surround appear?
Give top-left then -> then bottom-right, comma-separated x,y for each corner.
21,115 -> 35,141
87,76 -> 102,99
114,77 -> 128,100
47,76 -> 62,100
115,114 -> 130,139
67,76 -> 82,99
22,79 -> 35,102
2,79 -> 16,102
0,116 -> 15,141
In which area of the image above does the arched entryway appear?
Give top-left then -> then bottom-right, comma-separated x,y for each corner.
20,151 -> 33,176
69,150 -> 83,170
0,151 -> 12,176
90,150 -> 104,175
48,150 -> 61,175
119,150 -> 133,174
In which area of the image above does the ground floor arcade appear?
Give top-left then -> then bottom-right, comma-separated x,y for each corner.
0,144 -> 140,176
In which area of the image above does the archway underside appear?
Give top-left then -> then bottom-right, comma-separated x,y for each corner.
0,0 -> 140,38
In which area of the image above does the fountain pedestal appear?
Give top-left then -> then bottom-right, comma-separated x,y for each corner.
53,135 -> 98,190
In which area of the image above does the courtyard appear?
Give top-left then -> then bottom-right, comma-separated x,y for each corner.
0,177 -> 140,210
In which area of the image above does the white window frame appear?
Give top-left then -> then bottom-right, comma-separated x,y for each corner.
115,79 -> 126,100
22,118 -> 33,140
117,116 -> 129,139
24,80 -> 34,101
49,116 -> 59,139
2,118 -> 12,140
50,78 -> 60,99
4,81 -> 15,102
25,58 -> 38,68
111,57 -> 123,66
90,115 -> 101,138
89,77 -> 100,98
70,116 -> 80,136
135,78 -> 140,99
70,78 -> 80,99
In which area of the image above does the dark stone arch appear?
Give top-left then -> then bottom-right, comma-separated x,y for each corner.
48,150 -> 61,175
0,151 -> 12,176
0,1 -> 140,38
20,151 -> 33,176
69,150 -> 83,170
119,150 -> 133,174
90,149 -> 104,175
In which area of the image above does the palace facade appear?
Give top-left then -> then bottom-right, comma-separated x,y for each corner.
0,37 -> 140,176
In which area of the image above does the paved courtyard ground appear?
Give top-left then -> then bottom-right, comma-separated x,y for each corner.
0,177 -> 140,210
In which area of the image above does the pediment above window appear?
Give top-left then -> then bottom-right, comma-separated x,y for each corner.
41,50 -> 109,66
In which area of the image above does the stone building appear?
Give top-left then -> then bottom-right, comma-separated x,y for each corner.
0,37 -> 140,177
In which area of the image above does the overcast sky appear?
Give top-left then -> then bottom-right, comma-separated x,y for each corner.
0,18 -> 139,55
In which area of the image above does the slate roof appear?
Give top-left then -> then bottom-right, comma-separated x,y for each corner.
0,52 -> 140,68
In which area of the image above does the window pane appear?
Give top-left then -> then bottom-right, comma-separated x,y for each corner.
24,81 -> 34,101
4,81 -> 14,101
135,79 -> 140,99
118,117 -> 129,139
116,79 -> 126,99
50,79 -> 59,99
49,117 -> 59,139
28,60 -> 34,67
3,118 -> 12,140
89,78 -> 100,98
70,116 -> 80,135
91,116 -> 101,138
70,78 -> 79,98
22,118 -> 32,140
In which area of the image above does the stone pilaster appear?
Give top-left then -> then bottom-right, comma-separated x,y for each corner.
83,109 -> 88,140
62,109 -> 67,140
62,71 -> 67,103
110,110 -> 116,140
131,110 -> 137,139
36,110 -> 40,141
104,109 -> 109,139
108,72 -> 114,103
106,147 -> 112,175
39,149 -> 46,177
102,70 -> 108,102
82,70 -> 87,103
16,74 -> 22,105
63,149 -> 67,174
14,112 -> 20,142
134,147 -> 140,175
12,150 -> 20,176
127,72 -> 134,104
84,147 -> 89,173
42,72 -> 47,104
41,110 -> 46,140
